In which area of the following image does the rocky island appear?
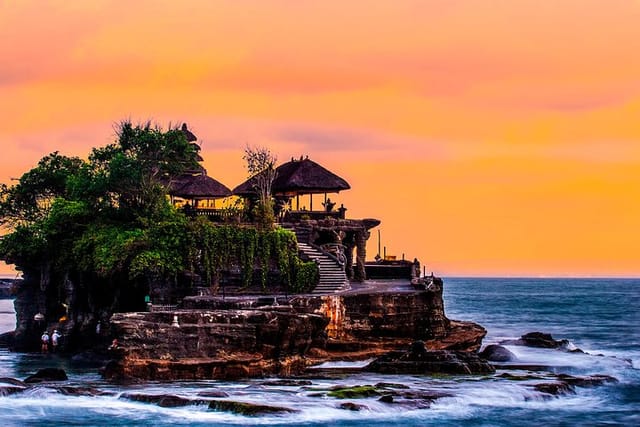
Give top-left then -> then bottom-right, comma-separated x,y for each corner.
0,122 -> 488,381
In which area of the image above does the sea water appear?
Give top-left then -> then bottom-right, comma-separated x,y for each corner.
0,278 -> 638,426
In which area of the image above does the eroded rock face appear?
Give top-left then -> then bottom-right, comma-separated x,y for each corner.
305,289 -> 450,341
103,309 -> 328,381
104,286 -> 487,381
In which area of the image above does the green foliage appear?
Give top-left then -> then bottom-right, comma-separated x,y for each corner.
0,120 -> 315,322
0,224 -> 47,268
73,225 -> 144,277
89,121 -> 201,218
0,152 -> 85,226
327,385 -> 382,399
186,222 -> 309,290
292,259 -> 319,293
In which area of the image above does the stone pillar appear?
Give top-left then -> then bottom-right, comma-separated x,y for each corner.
354,230 -> 369,282
344,241 -> 355,280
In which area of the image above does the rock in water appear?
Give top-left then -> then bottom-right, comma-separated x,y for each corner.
24,368 -> 68,383
0,331 -> 15,348
208,400 -> 296,416
479,344 -> 517,362
120,393 -> 207,408
501,332 -> 569,349
365,342 -> 495,375
339,402 -> 369,411
533,382 -> 575,396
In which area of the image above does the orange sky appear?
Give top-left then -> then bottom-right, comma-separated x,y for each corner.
1,0 -> 639,277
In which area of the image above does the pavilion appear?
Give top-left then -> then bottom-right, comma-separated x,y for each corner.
233,157 -> 351,221
165,124 -> 232,217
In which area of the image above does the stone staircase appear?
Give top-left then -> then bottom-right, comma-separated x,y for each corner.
282,225 -> 349,294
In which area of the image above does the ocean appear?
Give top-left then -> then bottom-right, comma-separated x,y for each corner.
0,278 -> 638,426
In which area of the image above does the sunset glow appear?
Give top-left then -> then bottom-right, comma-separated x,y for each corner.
2,0 -> 639,277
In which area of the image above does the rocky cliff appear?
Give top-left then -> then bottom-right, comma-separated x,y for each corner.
103,279 -> 487,381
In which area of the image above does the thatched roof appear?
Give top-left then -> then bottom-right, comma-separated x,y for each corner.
233,158 -> 350,196
169,173 -> 232,199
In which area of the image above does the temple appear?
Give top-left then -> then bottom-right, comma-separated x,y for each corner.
168,125 -> 384,293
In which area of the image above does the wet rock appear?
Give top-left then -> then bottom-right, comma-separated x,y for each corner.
208,399 -> 296,416
533,382 -> 575,396
376,389 -> 452,409
196,390 -> 230,398
259,379 -> 313,387
0,331 -> 15,348
339,402 -> 368,411
399,390 -> 454,401
71,351 -> 112,367
328,385 -> 381,399
24,368 -> 68,383
54,386 -> 114,397
479,344 -> 517,362
378,394 -> 394,403
501,332 -> 569,349
556,374 -> 618,387
375,382 -> 410,390
492,363 -> 551,371
0,377 -> 26,387
496,373 -> 545,381
366,342 -> 495,375
0,386 -> 25,396
121,393 -> 207,408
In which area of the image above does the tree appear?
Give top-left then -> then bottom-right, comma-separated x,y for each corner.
91,121 -> 201,218
0,152 -> 85,227
0,121 -> 202,310
243,145 -> 277,228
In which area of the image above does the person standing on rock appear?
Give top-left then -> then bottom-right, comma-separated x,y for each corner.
40,331 -> 49,353
51,330 -> 61,352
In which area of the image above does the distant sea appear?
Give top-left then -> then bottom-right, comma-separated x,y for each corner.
0,278 -> 638,426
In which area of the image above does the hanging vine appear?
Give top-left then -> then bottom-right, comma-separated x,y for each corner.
186,220 -> 316,292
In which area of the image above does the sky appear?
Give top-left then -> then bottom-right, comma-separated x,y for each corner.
1,0 -> 639,277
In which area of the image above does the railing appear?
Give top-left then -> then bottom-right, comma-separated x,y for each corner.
194,209 -> 240,222
283,210 -> 345,222
319,243 -> 347,267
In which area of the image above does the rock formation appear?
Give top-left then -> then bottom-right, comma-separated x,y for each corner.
102,278 -> 487,381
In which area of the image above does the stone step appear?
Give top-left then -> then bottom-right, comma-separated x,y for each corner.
288,225 -> 348,293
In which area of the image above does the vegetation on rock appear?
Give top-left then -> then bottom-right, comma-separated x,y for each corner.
327,385 -> 382,399
0,121 -> 317,348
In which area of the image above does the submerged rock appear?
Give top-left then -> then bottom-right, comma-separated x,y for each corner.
196,390 -> 230,398
259,379 -> 313,387
378,394 -> 394,403
556,374 -> 618,387
0,377 -> 26,387
374,382 -> 410,390
339,402 -> 368,411
327,385 -> 381,399
120,393 -> 207,408
24,368 -> 68,383
0,331 -> 15,348
54,386 -> 114,397
0,386 -> 25,396
208,399 -> 296,416
479,344 -> 517,362
533,382 -> 575,396
365,341 -> 495,375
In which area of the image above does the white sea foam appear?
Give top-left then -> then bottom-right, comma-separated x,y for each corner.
308,359 -> 375,369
